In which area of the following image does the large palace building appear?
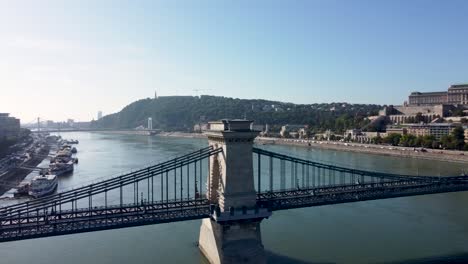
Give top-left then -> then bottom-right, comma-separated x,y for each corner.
409,84 -> 468,106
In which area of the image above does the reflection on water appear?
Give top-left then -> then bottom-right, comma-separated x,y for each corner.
0,132 -> 467,264
381,252 -> 468,264
265,251 -> 323,264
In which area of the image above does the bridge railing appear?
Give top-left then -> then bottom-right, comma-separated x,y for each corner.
0,146 -> 222,221
252,147 -> 463,194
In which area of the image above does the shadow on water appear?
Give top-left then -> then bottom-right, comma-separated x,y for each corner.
265,251 -> 330,264
199,250 -> 468,264
266,253 -> 468,264
379,252 -> 468,264
198,249 -> 329,264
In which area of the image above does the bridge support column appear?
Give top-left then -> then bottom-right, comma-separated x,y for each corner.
199,219 -> 266,264
199,119 -> 269,264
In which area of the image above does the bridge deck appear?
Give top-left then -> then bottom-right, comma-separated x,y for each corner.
258,179 -> 468,210
1,179 -> 468,243
0,199 -> 210,242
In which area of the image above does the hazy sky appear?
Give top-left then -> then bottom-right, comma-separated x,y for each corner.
1,0 -> 467,123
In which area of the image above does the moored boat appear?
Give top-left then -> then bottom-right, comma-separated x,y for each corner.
50,149 -> 73,164
49,161 -> 74,176
29,174 -> 58,198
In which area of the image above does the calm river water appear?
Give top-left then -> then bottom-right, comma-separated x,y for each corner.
1,132 -> 468,264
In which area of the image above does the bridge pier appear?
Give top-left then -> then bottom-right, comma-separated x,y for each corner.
199,120 -> 270,264
199,219 -> 266,264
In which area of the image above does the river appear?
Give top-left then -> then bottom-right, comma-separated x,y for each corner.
1,132 -> 467,264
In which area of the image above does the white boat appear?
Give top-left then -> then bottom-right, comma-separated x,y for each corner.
29,174 -> 58,198
49,161 -> 74,176
64,139 -> 79,144
50,150 -> 74,164
56,150 -> 72,158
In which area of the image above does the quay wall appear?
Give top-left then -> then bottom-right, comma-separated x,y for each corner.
255,137 -> 468,164
156,132 -> 468,164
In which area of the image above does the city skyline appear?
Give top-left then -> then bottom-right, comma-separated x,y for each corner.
1,0 -> 467,122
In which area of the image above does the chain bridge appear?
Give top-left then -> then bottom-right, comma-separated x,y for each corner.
1,120 -> 468,263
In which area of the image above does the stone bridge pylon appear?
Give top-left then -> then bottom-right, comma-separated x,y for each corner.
199,119 -> 271,264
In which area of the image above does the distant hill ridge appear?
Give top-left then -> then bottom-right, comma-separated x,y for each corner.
91,95 -> 382,132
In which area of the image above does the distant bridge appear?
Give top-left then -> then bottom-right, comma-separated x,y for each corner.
30,129 -> 160,135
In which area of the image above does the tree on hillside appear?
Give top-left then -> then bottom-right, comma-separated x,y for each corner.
421,135 -> 436,148
91,95 -> 383,132
451,126 -> 465,150
452,108 -> 465,117
415,112 -> 425,123
440,135 -> 455,149
383,133 -> 401,146
372,135 -> 383,144
400,134 -> 417,147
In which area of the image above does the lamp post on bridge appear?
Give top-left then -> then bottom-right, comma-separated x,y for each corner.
199,119 -> 271,264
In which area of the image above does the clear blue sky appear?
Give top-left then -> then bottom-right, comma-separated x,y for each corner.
1,0 -> 467,122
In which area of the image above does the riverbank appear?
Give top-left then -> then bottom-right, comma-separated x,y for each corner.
158,131 -> 207,139
155,132 -> 468,164
256,137 -> 468,164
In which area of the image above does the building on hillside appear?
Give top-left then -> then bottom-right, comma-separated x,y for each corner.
362,132 -> 381,138
448,84 -> 468,105
289,131 -> 299,138
408,84 -> 468,106
97,111 -> 103,120
280,125 -> 307,138
344,129 -> 383,143
385,127 -> 407,135
298,128 -> 309,139
315,129 -> 338,141
0,113 -> 20,140
193,123 -> 209,133
399,123 -> 458,140
406,125 -> 430,137
379,105 -> 452,124
409,91 -> 447,106
379,84 -> 468,126
262,104 -> 285,112
356,132 -> 383,143
344,129 -> 362,140
427,123 -> 458,140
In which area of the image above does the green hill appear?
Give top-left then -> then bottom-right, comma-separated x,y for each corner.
91,95 -> 382,133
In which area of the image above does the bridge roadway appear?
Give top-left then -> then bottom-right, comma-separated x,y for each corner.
1,178 -> 468,243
